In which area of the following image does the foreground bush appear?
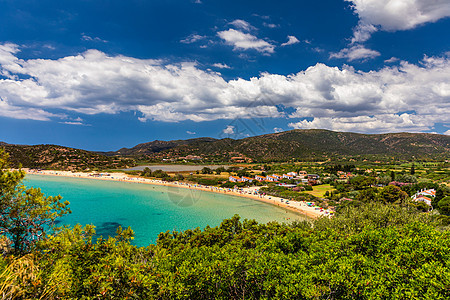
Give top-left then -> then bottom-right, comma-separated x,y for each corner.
1,205 -> 449,299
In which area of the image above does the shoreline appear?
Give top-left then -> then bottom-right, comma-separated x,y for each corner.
24,169 -> 331,219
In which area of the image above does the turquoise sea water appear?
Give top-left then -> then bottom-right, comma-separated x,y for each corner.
24,174 -> 308,247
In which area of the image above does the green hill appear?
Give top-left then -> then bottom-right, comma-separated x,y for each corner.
2,143 -> 135,170
109,137 -> 218,156
113,130 -> 450,162
3,130 -> 448,167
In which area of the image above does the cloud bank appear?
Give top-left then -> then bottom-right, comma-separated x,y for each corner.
347,0 -> 450,33
334,0 -> 450,61
0,43 -> 449,133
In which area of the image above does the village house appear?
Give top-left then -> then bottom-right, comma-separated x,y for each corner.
255,175 -> 266,181
229,176 -> 241,182
307,174 -> 320,185
412,189 -> 436,206
266,175 -> 279,182
230,157 -> 245,163
337,171 -> 354,180
287,171 -> 298,176
283,174 -> 294,180
271,174 -> 283,180
417,189 -> 436,197
295,171 -> 307,179
414,196 -> 432,206
182,155 -> 202,161
241,176 -> 253,183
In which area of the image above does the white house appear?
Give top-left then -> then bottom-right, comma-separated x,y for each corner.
229,176 -> 241,182
414,196 -> 432,206
283,174 -> 294,179
255,175 -> 266,181
412,189 -> 436,206
241,176 -> 253,183
417,189 -> 436,197
266,175 -> 278,182
287,172 -> 298,176
272,174 -> 283,180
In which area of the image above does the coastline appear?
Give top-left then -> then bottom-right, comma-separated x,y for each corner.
24,169 -> 330,219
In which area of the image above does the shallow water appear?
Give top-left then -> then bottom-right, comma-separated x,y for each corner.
25,174 -> 308,246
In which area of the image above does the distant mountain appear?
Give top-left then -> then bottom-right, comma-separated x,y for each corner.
2,144 -> 135,170
3,130 -> 449,167
111,130 -> 450,162
109,137 -> 218,156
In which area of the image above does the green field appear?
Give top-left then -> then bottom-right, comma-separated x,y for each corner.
306,184 -> 335,198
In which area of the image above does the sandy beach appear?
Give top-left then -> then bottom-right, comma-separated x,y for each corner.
24,169 -> 331,219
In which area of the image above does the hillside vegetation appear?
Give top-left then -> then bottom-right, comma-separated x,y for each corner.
3,130 -> 449,168
1,143 -> 135,171
112,130 -> 450,162
2,207 -> 450,299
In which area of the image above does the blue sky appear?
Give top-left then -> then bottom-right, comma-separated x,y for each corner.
0,0 -> 449,151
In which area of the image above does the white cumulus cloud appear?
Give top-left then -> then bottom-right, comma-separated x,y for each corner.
346,0 -> 450,43
330,45 -> 380,61
334,0 -> 450,62
223,125 -> 235,134
263,22 -> 278,28
281,36 -> 300,47
212,63 -> 231,69
288,114 -> 429,133
384,57 -> 399,63
347,0 -> 450,32
228,19 -> 255,32
180,34 -> 206,44
81,33 -> 107,43
217,29 -> 275,54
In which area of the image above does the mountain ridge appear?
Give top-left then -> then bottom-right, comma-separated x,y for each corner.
2,130 -> 449,166
109,129 -> 450,162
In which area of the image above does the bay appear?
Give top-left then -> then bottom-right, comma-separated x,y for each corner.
25,174 -> 308,247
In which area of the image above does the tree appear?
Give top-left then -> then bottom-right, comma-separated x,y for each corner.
377,175 -> 391,186
152,169 -> 168,178
355,187 -> 377,203
236,169 -> 250,177
201,167 -> 212,174
350,176 -> 376,190
396,174 -> 418,183
215,167 -> 225,175
0,148 -> 70,254
175,173 -> 184,181
438,196 -> 450,215
410,163 -> 415,175
390,170 -> 396,181
140,167 -> 152,177
378,185 -> 408,205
